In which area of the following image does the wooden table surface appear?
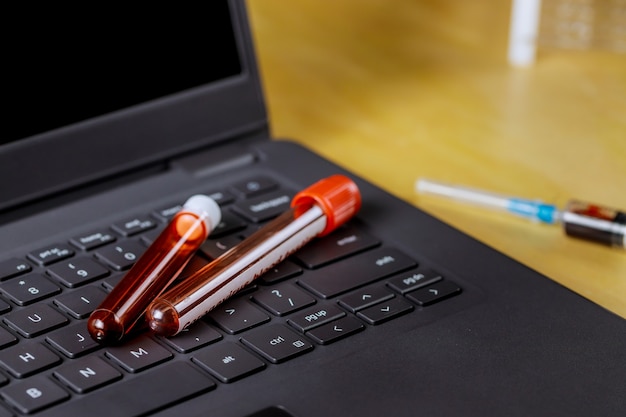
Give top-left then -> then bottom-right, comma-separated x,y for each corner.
246,0 -> 626,318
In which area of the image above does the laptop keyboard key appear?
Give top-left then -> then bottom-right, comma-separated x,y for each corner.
0,299 -> 10,315
27,244 -> 74,266
356,297 -> 414,325
53,285 -> 107,319
338,286 -> 396,313
241,324 -> 313,363
0,258 -> 32,281
1,274 -> 61,306
207,298 -> 270,334
111,216 -> 157,237
69,230 -> 116,251
162,321 -> 222,353
232,190 -> 293,223
0,327 -> 17,349
45,322 -> 101,359
105,336 -> 173,373
232,177 -> 278,198
306,316 -> 365,345
3,304 -> 69,338
207,189 -> 236,205
192,342 -> 265,383
0,375 -> 69,414
387,268 -> 442,294
405,280 -> 462,306
54,356 -> 122,393
152,203 -> 183,222
298,247 -> 417,298
259,260 -> 302,284
252,284 -> 316,316
200,234 -> 242,259
94,241 -> 146,271
209,211 -> 248,238
294,224 -> 380,268
101,274 -> 124,291
0,342 -> 61,378
46,257 -> 110,288
287,304 -> 346,333
140,227 -> 166,246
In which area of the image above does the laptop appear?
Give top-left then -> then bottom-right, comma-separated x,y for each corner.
1,1 -> 624,416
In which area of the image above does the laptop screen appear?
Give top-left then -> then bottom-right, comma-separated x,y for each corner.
0,0 -> 266,213
3,2 -> 241,145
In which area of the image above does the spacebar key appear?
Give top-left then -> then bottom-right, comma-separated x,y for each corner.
38,362 -> 216,417
298,247 -> 417,298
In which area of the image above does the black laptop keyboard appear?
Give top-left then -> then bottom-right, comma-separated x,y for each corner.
0,176 -> 462,416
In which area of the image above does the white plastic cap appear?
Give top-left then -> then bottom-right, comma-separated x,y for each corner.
182,195 -> 222,233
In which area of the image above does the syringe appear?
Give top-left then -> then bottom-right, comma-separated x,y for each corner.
416,178 -> 626,249
146,174 -> 361,337
416,178 -> 561,224
88,195 -> 221,344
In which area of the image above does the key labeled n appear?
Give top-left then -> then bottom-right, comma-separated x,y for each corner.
80,367 -> 97,378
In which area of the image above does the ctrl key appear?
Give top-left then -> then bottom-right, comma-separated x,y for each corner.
241,324 -> 313,364
1,376 -> 69,414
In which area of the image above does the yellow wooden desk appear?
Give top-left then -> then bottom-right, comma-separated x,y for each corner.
247,0 -> 626,319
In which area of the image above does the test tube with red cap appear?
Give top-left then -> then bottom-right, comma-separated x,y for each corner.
88,195 -> 221,344
146,174 -> 361,337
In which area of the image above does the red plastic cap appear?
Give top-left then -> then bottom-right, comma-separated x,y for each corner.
291,175 -> 361,236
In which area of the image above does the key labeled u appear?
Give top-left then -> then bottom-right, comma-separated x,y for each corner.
28,314 -> 42,323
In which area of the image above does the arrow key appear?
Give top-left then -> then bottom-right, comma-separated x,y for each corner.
306,316 -> 364,345
356,297 -> 414,325
338,286 -> 395,313
406,280 -> 461,306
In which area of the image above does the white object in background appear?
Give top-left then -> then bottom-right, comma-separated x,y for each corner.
508,0 -> 542,66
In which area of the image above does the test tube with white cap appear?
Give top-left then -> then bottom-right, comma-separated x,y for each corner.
88,194 -> 221,344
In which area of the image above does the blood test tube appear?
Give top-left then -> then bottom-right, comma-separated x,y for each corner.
146,174 -> 361,337
88,195 -> 221,344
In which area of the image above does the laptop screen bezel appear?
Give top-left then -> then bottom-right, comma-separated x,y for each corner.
0,0 -> 266,212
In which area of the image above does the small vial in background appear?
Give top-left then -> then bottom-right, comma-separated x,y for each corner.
563,200 -> 626,248
508,0 -> 626,65
88,195 -> 221,344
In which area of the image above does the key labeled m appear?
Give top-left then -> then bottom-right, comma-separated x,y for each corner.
131,347 -> 149,358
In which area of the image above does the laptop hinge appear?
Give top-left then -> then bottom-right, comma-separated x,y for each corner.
170,143 -> 258,178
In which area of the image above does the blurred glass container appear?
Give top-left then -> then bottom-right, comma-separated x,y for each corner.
508,0 -> 626,65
